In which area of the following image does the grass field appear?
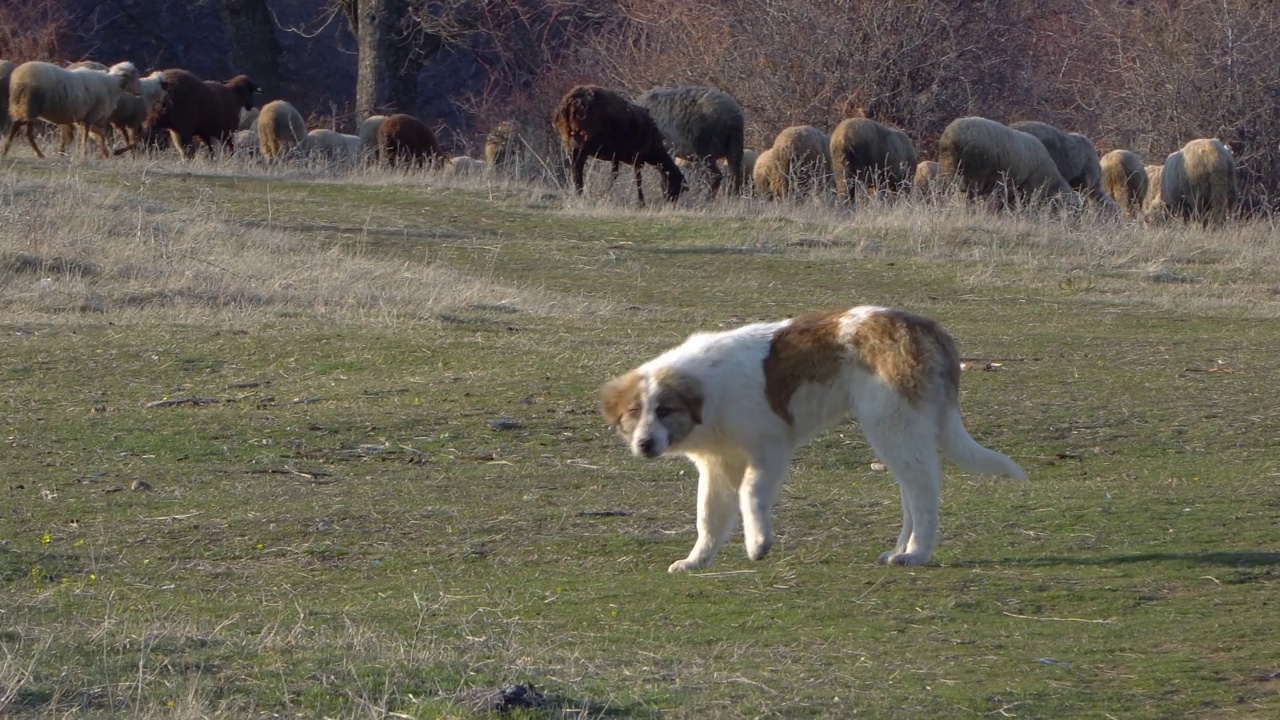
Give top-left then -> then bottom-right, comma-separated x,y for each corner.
2,153 -> 1278,719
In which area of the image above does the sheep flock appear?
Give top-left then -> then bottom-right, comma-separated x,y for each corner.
0,53 -> 1255,224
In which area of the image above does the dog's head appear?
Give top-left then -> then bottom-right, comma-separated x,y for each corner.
600,368 -> 703,458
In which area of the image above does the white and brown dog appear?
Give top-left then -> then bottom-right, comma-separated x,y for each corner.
601,305 -> 1026,572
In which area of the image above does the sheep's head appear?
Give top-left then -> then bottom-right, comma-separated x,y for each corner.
109,61 -> 142,96
225,75 -> 261,110
662,162 -> 685,202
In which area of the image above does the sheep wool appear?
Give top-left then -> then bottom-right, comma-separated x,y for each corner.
1157,138 -> 1238,224
937,116 -> 1074,207
829,117 -> 917,205
553,84 -> 684,205
1100,150 -> 1148,218
635,86 -> 746,196
3,60 -> 141,158
257,99 -> 307,161
754,125 -> 833,201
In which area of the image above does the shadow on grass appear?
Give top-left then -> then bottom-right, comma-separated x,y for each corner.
643,245 -> 782,256
959,551 -> 1280,568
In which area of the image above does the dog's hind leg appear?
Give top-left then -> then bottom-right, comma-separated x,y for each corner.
856,398 -> 943,566
669,454 -> 745,573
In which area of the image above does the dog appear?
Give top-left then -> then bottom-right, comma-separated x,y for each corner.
600,305 -> 1026,572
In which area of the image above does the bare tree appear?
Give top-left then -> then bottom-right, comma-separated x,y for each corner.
335,0 -> 422,119
216,0 -> 283,97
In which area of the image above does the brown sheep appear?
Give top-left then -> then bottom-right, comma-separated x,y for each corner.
257,99 -> 306,162
149,69 -> 260,159
937,117 -> 1075,208
1010,120 -> 1114,209
0,60 -> 13,137
829,117 -> 918,205
552,85 -> 684,205
377,114 -> 443,168
635,85 -> 745,196
753,125 -> 833,202
1142,164 -> 1165,220
1100,150 -> 1148,218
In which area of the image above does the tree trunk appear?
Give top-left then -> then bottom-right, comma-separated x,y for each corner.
355,0 -> 420,119
217,0 -> 282,98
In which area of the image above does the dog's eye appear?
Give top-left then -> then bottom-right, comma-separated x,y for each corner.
655,406 -> 671,419
627,405 -> 641,417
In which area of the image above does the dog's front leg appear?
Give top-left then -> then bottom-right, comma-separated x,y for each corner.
668,456 -> 744,573
740,450 -> 791,561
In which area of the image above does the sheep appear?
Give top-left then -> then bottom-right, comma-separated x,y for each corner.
552,84 -> 684,205
445,155 -> 487,177
233,129 -> 260,157
300,129 -> 362,164
913,160 -> 940,195
2,60 -> 141,159
357,114 -> 387,161
149,69 -> 260,159
485,120 -> 520,168
1142,164 -> 1164,218
1152,138 -> 1238,225
936,116 -> 1075,208
65,69 -> 170,156
741,149 -> 759,190
0,60 -> 13,137
634,85 -> 745,196
829,117 -> 918,205
1010,120 -> 1114,209
1100,150 -> 1148,218
256,99 -> 306,162
377,114 -> 443,168
752,125 -> 833,202
238,107 -> 259,131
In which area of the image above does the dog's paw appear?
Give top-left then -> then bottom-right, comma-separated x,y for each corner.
746,537 -> 773,561
668,557 -> 709,573
877,550 -> 930,566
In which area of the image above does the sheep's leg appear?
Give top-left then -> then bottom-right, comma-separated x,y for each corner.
80,123 -> 94,159
705,157 -> 722,197
23,122 -> 44,158
570,148 -> 588,194
58,125 -> 75,154
633,164 -> 645,207
2,122 -> 24,157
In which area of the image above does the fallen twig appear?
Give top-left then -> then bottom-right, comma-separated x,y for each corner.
144,511 -> 205,521
1003,611 -> 1114,624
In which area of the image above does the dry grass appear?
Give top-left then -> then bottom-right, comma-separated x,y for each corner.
3,150 -> 1278,327
0,163 -> 599,328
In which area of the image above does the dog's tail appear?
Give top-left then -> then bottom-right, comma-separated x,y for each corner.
939,406 -> 1027,480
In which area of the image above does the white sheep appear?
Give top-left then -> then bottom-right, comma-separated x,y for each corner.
238,107 -> 259,131
753,125 -> 833,202
1099,149 -> 1148,218
937,116 -> 1075,209
301,128 -> 362,164
357,114 -> 387,162
233,129 -> 260,157
2,60 -> 141,159
257,99 -> 306,162
1154,138 -> 1238,225
63,69 -> 169,156
445,155 -> 488,177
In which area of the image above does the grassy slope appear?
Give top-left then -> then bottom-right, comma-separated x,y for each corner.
1,158 -> 1278,718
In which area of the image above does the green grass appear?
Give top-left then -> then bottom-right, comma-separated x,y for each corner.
1,155 -> 1278,718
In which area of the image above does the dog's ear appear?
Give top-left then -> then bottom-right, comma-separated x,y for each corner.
670,373 -> 703,425
599,370 -> 641,429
